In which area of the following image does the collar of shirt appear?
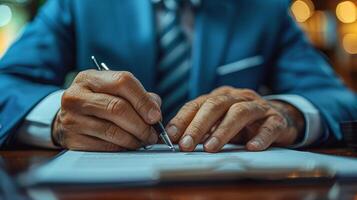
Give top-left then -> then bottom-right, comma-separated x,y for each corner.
151,0 -> 201,9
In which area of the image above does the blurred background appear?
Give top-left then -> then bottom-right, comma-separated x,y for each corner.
0,0 -> 357,91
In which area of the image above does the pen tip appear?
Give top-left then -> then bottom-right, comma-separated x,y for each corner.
91,56 -> 95,59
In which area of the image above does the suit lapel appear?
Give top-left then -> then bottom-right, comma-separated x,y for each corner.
190,0 -> 236,98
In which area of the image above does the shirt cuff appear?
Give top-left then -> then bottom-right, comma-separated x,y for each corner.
264,94 -> 324,148
16,90 -> 64,149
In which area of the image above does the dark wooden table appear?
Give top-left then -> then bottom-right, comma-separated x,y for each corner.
1,148 -> 357,200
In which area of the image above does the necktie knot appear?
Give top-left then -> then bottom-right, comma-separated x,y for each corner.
163,0 -> 180,11
153,0 -> 201,12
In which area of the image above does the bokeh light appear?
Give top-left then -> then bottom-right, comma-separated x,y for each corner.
0,4 -> 13,27
291,0 -> 315,22
336,1 -> 357,23
342,33 -> 357,54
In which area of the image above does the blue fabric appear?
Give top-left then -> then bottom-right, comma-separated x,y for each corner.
0,0 -> 356,146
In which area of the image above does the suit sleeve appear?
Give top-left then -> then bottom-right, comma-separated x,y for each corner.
270,2 -> 357,145
0,0 -> 75,146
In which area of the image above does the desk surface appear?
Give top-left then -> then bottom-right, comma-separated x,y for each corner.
1,148 -> 357,200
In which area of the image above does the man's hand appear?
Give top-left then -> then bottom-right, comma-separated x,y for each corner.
52,70 -> 162,151
166,86 -> 305,152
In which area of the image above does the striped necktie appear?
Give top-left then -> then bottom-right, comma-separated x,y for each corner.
156,0 -> 191,121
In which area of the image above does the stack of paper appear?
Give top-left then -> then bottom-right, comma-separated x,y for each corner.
20,144 -> 357,185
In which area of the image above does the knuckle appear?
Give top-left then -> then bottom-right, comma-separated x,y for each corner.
106,98 -> 127,116
204,98 -> 222,111
103,123 -> 119,141
135,94 -> 152,113
149,92 -> 162,106
188,122 -> 206,138
170,101 -> 201,128
183,101 -> 200,112
173,115 -> 191,128
61,89 -> 76,109
241,89 -> 259,99
215,94 -> 231,102
61,114 -> 76,128
256,100 -> 270,112
205,95 -> 230,108
231,103 -> 250,116
113,71 -> 133,87
216,86 -> 234,94
61,87 -> 84,110
196,94 -> 209,102
271,115 -> 287,130
61,91 -> 71,109
261,125 -> 274,137
250,101 -> 269,115
74,71 -> 86,82
74,70 -> 94,83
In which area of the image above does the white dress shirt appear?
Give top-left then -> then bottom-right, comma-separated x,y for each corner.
15,90 -> 324,148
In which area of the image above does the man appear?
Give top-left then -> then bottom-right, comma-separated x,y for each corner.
0,0 -> 356,152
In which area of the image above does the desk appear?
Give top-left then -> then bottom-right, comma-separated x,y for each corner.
1,149 -> 357,200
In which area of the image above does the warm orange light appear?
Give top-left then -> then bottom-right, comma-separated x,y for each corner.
342,33 -> 357,54
336,1 -> 357,23
291,0 -> 315,22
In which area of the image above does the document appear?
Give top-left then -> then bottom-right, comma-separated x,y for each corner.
21,144 -> 357,185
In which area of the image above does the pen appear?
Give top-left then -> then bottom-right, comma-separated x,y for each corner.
91,56 -> 176,152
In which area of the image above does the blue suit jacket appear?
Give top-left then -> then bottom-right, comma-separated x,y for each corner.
0,0 -> 356,146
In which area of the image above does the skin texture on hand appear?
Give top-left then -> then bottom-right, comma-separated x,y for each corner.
52,70 -> 162,151
53,72 -> 304,153
166,86 -> 305,152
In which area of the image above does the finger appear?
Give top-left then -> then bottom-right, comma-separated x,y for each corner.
148,92 -> 162,107
246,114 -> 287,151
204,101 -> 270,153
64,91 -> 158,145
166,95 -> 208,143
73,114 -> 144,150
76,70 -> 161,124
63,134 -> 126,152
210,86 -> 235,96
199,119 -> 222,143
229,128 -> 249,144
200,134 -> 210,143
179,95 -> 238,152
230,119 -> 265,144
211,87 -> 259,101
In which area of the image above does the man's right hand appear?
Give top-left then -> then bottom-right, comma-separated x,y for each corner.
52,70 -> 162,151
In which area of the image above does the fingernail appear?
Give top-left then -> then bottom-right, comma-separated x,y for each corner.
167,125 -> 178,138
249,140 -> 261,149
205,137 -> 220,151
148,133 -> 158,144
180,135 -> 194,149
148,108 -> 160,123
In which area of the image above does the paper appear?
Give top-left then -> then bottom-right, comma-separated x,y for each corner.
22,144 -> 357,185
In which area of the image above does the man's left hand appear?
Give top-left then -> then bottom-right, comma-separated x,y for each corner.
166,86 -> 305,152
